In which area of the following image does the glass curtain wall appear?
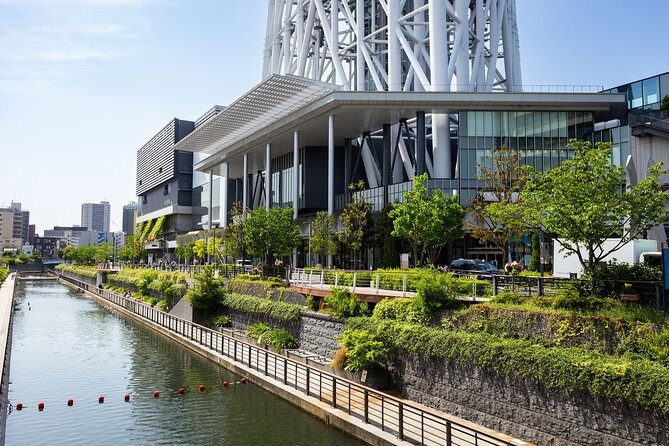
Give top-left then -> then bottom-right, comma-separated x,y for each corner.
458,110 -> 594,203
271,149 -> 304,209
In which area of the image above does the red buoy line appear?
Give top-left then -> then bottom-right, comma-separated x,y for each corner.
11,378 -> 250,413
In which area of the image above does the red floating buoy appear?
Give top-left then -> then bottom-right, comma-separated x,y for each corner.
124,393 -> 130,402
16,402 -> 23,411
37,402 -> 45,411
67,399 -> 74,406
153,391 -> 160,398
98,396 -> 105,404
199,384 -> 205,392
178,387 -> 185,394
223,381 -> 229,388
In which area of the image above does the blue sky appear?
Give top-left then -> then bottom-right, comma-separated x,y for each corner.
0,0 -> 667,233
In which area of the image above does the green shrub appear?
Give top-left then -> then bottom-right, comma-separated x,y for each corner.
185,265 -> 225,310
222,293 -> 301,322
0,268 -> 8,284
491,291 -> 526,305
338,330 -> 387,372
415,274 -> 465,313
305,295 -> 319,312
156,300 -> 168,311
550,291 -> 613,312
136,272 -> 156,296
372,298 -> 430,325
213,314 -> 231,327
266,329 -> 298,351
246,322 -> 271,342
324,287 -> 369,318
582,261 -> 661,298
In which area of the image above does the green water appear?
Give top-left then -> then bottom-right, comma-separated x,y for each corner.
6,281 -> 363,445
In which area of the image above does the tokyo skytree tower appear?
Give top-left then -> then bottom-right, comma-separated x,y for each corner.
261,0 -> 523,179
262,0 -> 522,93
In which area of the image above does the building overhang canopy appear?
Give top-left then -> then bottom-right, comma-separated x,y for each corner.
175,75 -> 626,175
173,74 -> 338,155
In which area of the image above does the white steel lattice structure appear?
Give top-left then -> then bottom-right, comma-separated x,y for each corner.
262,0 -> 523,93
262,0 -> 522,179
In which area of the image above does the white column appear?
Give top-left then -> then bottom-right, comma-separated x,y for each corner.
219,162 -> 229,228
429,0 -> 452,178
328,115 -> 335,268
265,143 -> 271,209
455,0 -> 470,91
388,0 -> 401,91
356,0 -> 365,91
328,115 -> 335,214
242,154 -> 248,209
293,130 -> 299,219
207,170 -> 214,229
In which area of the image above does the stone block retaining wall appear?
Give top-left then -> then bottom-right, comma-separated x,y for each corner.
390,352 -> 668,446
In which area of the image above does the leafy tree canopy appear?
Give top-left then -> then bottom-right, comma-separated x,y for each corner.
243,207 -> 300,264
389,173 -> 465,265
521,140 -> 669,271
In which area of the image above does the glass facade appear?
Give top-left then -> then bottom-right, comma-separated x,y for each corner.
603,72 -> 669,111
271,149 -> 304,209
458,110 -> 594,201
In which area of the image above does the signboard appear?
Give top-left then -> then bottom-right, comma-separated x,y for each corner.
400,253 -> 410,270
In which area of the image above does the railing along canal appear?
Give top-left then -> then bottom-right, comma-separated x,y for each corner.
60,272 -> 521,446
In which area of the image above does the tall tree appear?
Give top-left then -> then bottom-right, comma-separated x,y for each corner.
193,239 -> 207,263
310,211 -> 336,266
243,207 -> 300,264
223,202 -> 247,261
522,140 -> 669,271
119,233 -> 145,264
469,145 -> 530,259
389,173 -> 465,265
337,181 -> 372,269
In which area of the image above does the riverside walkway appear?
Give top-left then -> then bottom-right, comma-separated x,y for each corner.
59,272 -> 529,446
0,273 -> 16,444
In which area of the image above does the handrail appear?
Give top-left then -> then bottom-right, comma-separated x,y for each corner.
58,271 -> 526,446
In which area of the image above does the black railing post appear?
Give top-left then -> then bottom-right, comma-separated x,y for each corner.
364,389 -> 369,423
398,403 -> 404,440
306,368 -> 310,396
283,357 -> 288,385
264,351 -> 268,376
332,377 -> 337,408
492,275 -> 498,296
446,421 -> 452,445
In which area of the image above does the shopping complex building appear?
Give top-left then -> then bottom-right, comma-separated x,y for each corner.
134,0 -> 667,267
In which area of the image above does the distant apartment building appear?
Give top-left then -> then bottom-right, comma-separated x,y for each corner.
81,201 -> 110,233
122,202 -> 138,235
33,236 -> 60,260
0,207 -> 22,251
28,224 -> 35,245
0,202 -> 30,247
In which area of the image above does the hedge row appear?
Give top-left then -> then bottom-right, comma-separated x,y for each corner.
108,268 -> 188,285
443,304 -> 665,361
346,317 -> 669,413
56,264 -> 97,278
0,268 -> 8,284
222,293 -> 302,322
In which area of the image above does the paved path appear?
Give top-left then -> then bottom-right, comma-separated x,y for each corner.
0,273 -> 16,444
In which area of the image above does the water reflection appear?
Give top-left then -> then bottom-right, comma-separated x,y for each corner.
7,282 -> 361,445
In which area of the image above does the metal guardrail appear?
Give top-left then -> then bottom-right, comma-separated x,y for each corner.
59,272 -> 522,446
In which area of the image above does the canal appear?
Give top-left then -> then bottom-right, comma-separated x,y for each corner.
6,281 -> 364,445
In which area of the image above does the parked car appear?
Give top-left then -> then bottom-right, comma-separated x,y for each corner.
447,259 -> 500,275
